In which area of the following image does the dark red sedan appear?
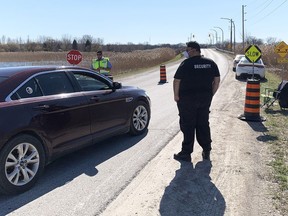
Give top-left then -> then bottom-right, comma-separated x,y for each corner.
0,66 -> 150,194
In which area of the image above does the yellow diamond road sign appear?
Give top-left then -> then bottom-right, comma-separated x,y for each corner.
245,45 -> 262,63
277,58 -> 288,63
275,41 -> 288,58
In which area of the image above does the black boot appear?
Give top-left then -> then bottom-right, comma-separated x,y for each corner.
173,151 -> 191,162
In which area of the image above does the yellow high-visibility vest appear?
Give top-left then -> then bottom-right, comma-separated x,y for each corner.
92,57 -> 110,73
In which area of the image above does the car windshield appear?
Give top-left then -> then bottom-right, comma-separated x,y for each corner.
235,55 -> 245,60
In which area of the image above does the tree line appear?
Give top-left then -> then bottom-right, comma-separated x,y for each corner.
0,34 -> 184,53
0,34 -> 279,53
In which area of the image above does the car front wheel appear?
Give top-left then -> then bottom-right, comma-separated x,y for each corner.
0,135 -> 45,195
129,101 -> 150,135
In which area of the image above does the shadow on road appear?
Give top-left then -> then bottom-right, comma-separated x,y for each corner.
264,108 -> 288,116
159,160 -> 226,216
246,121 -> 268,133
245,121 -> 280,142
0,131 -> 147,215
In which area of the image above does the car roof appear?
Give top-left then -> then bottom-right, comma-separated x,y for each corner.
0,66 -> 93,102
234,54 -> 245,59
239,56 -> 264,64
0,65 -> 88,77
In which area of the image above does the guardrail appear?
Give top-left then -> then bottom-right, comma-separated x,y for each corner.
215,47 -> 234,55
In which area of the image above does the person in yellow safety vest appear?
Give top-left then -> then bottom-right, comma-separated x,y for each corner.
91,50 -> 112,76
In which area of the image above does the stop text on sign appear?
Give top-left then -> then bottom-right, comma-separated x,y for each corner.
67,50 -> 82,65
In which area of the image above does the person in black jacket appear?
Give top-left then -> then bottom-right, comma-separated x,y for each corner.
173,41 -> 220,162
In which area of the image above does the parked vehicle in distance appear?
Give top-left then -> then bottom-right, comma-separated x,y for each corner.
0,66 -> 151,195
232,54 -> 245,71
235,57 -> 266,80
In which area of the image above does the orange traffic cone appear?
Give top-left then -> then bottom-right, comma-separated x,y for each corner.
238,79 -> 265,121
158,65 -> 167,84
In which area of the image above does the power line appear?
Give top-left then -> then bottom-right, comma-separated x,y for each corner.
247,0 -> 273,20
251,0 -> 272,12
252,0 -> 287,24
263,0 -> 287,16
252,0 -> 274,17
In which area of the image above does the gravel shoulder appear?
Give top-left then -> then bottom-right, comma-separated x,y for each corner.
100,68 -> 281,216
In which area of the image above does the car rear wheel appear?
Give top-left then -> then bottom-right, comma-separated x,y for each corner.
129,101 -> 150,135
0,135 -> 45,195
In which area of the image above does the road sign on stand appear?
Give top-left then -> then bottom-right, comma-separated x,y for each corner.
245,45 -> 262,63
275,41 -> 288,58
277,58 -> 288,63
244,45 -> 262,80
275,41 -> 288,64
67,50 -> 82,65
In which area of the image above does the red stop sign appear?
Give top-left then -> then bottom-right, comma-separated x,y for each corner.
67,50 -> 82,65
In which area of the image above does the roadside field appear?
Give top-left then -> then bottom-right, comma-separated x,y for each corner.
0,48 -> 177,75
261,71 -> 288,215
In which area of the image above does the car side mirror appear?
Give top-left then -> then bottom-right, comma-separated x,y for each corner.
112,82 -> 122,90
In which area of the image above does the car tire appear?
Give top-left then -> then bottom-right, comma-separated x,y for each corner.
235,74 -> 240,80
0,135 -> 45,195
129,101 -> 150,136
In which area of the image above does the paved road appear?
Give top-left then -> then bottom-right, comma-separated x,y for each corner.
0,49 -> 231,216
101,50 -> 281,216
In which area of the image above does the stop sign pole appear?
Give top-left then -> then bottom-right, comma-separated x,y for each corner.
67,50 -> 83,65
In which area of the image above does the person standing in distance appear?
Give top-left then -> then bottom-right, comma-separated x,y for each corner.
91,50 -> 112,76
173,41 -> 220,162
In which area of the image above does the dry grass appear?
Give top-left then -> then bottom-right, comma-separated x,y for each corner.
0,48 -> 176,76
261,71 -> 288,215
234,44 -> 288,214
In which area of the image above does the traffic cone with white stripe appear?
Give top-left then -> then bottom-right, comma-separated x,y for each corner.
158,65 -> 167,84
238,79 -> 265,122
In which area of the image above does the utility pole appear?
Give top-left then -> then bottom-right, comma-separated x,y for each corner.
210,29 -> 218,45
221,17 -> 233,52
208,33 -> 213,45
242,5 -> 247,51
214,26 -> 224,47
232,20 -> 235,53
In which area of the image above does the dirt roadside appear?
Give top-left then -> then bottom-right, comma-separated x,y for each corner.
100,69 -> 282,216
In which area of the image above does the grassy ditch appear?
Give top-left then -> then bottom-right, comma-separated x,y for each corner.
260,71 -> 288,214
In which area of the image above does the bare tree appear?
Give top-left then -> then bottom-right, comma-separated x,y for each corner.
1,35 -> 5,44
266,37 -> 279,45
246,36 -> 263,45
61,34 -> 72,51
42,37 -> 61,51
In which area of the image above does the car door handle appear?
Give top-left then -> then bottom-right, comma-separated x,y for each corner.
90,96 -> 100,102
33,104 -> 50,110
